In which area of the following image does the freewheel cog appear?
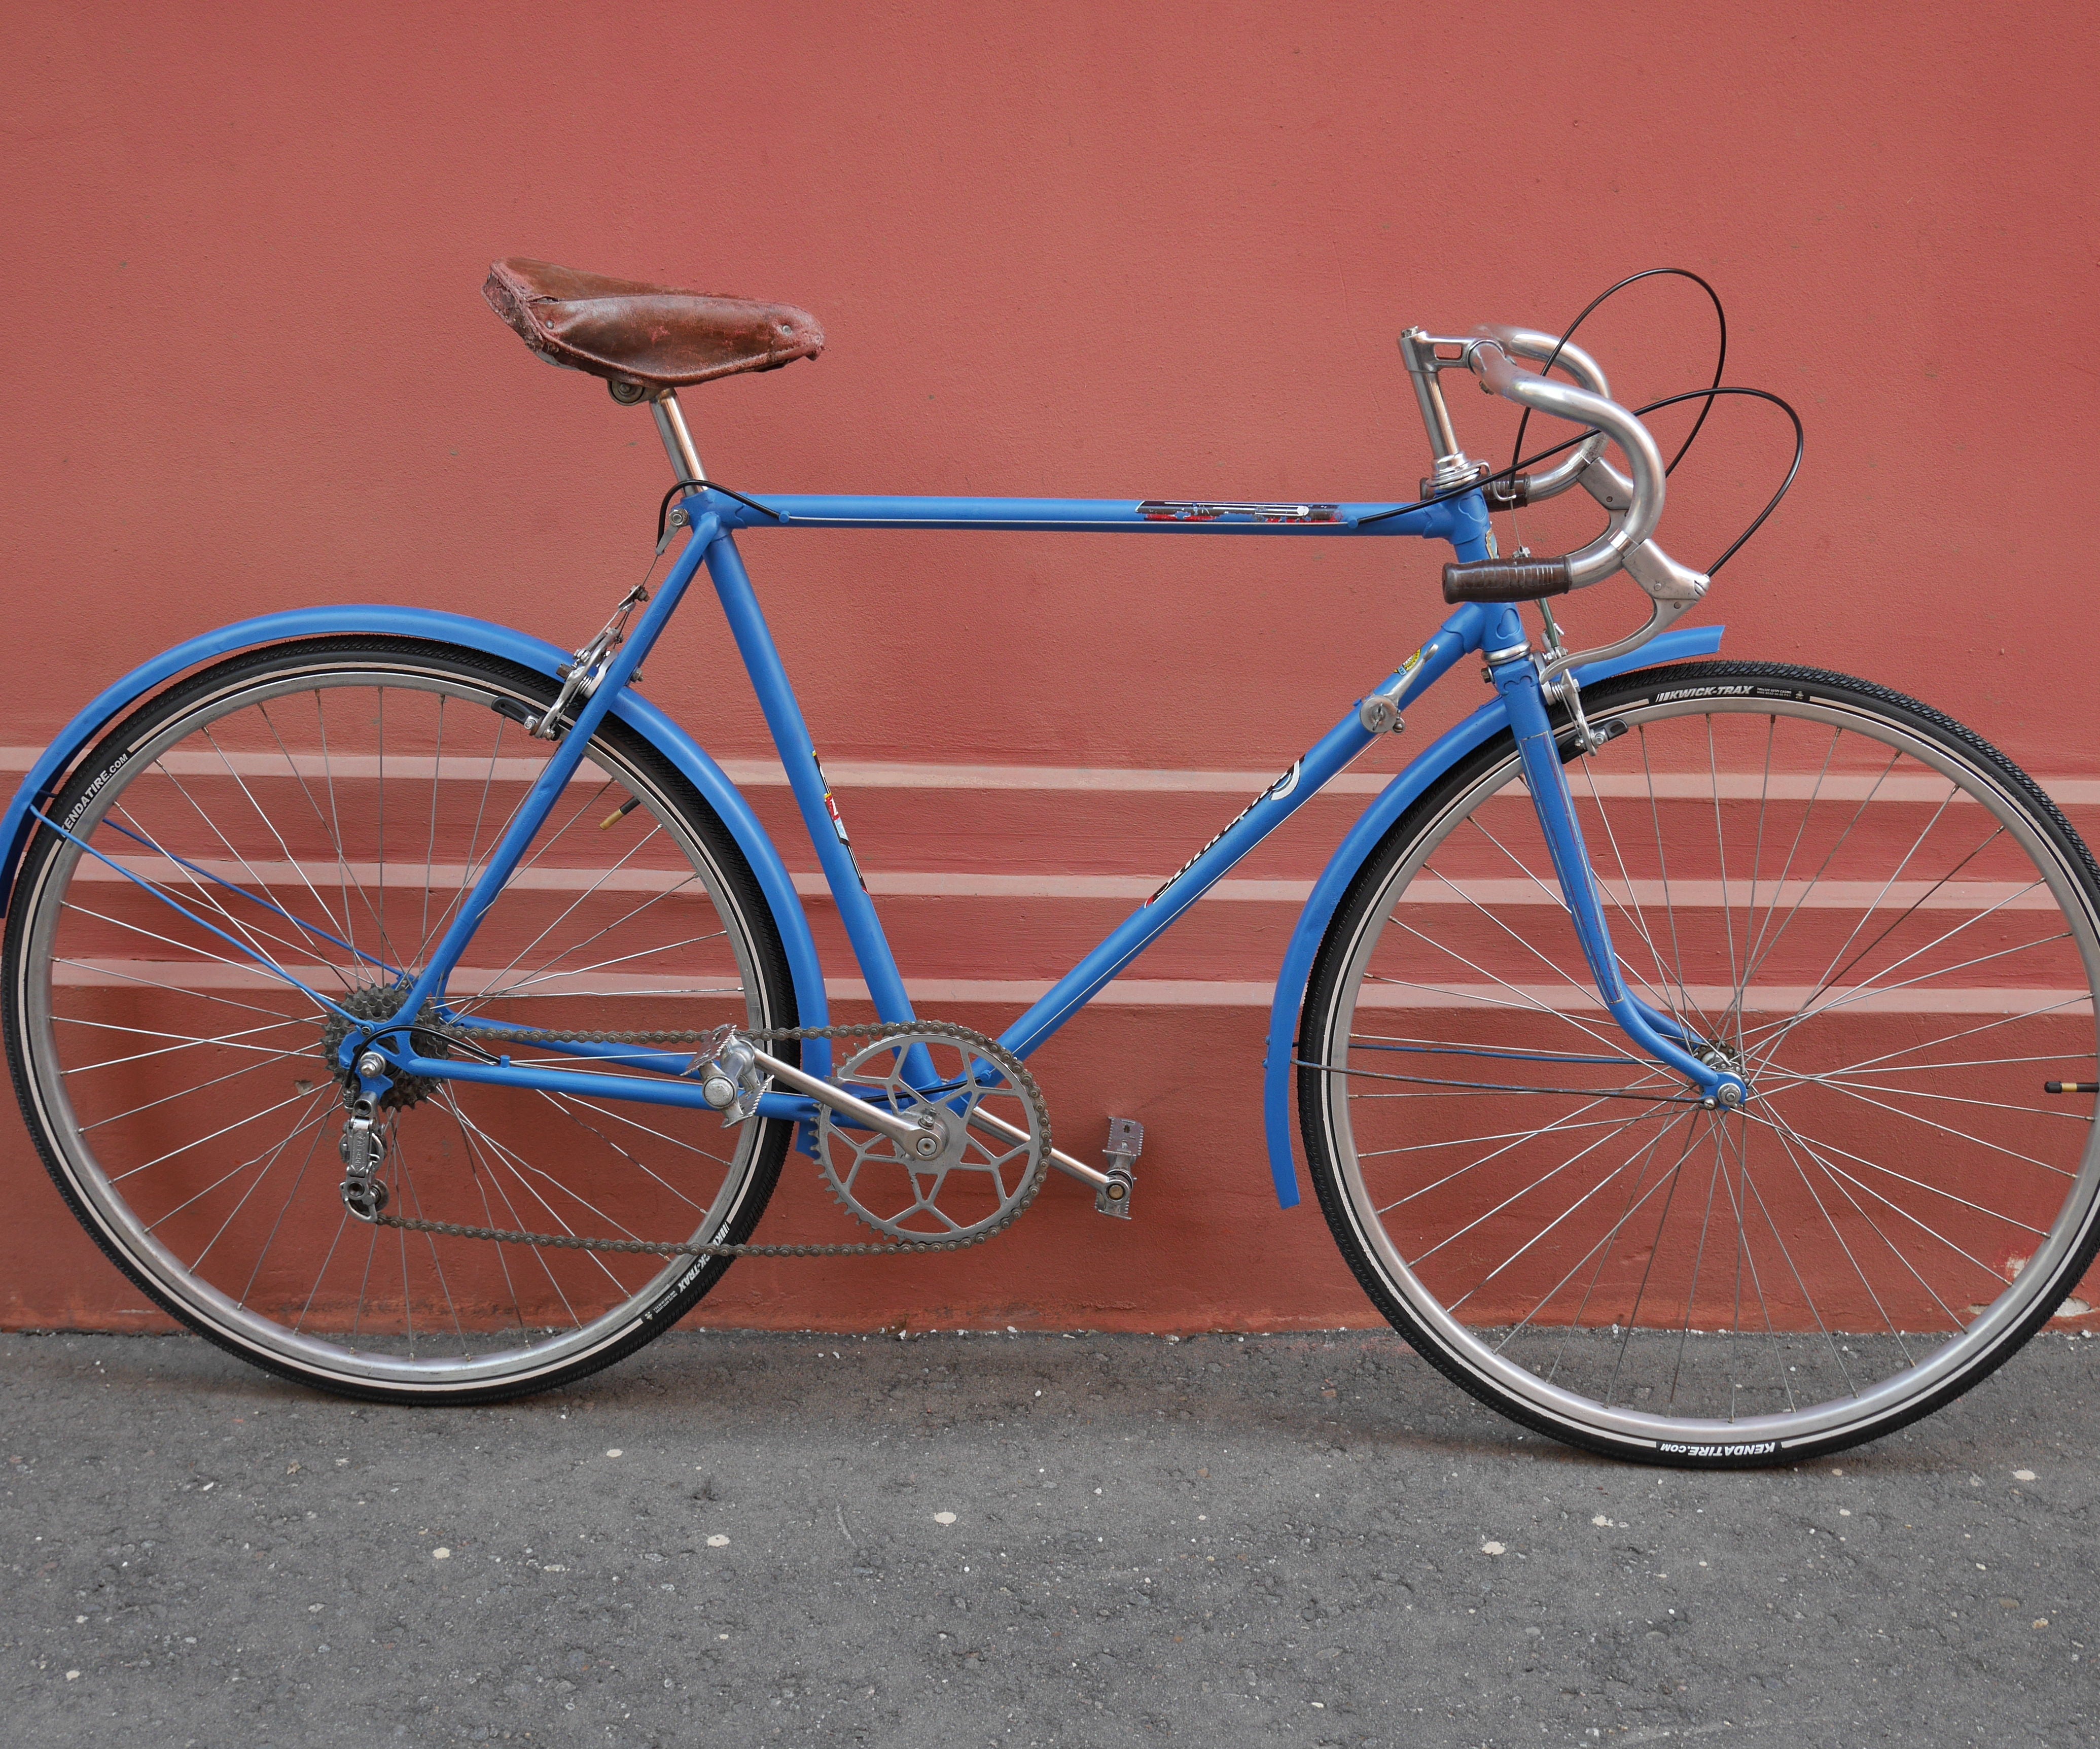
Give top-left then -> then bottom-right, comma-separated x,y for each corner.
816,1025 -> 1048,1242
318,988 -> 451,1111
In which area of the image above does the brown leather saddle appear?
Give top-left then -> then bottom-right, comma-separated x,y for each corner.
483,259 -> 823,391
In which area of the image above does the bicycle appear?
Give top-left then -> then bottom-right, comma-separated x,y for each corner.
4,257 -> 2094,1467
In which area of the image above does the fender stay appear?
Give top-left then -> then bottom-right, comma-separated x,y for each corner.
1259,624 -> 1727,1208
0,607 -> 830,1070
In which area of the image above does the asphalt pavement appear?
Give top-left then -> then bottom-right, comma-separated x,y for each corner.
3,1326 -> 2095,1748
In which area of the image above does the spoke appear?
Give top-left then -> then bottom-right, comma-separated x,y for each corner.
135,757 -> 342,983
1378,916 -> 1645,1063
1374,1087 -> 1664,1217
58,842 -> 352,1017
460,869 -> 706,1010
1445,807 -> 1710,1046
350,1210 -> 382,1345
466,818 -> 671,999
292,1205 -> 353,1336
141,1100 -> 333,1234
441,1087 -> 587,1331
1777,803 -> 1998,1042
1727,1129 -> 1849,1398
255,700 -> 365,966
1798,1042 -> 2090,1078
531,1090 -> 717,1216
419,694 -> 445,961
1752,1107 -> 1928,1359
1771,1071 -> 2085,1127
1733,741 -> 1902,1008
1735,722 -> 1843,999
476,928 -> 732,1002
390,1128 -> 470,1358
1445,1105 -> 1699,1316
1767,1074 -> 2075,1181
1635,724 -> 1711,1043
1737,1109 -> 2033,1277
376,686 -> 390,974
1664,1123 -> 1732,1413
100,812 -> 388,982
187,1090 -> 327,1271
103,806 -> 347,991
311,690 -> 390,978
1491,1112 -> 1694,1353
204,721 -> 376,974
461,985 -> 744,1002
49,959 -> 311,1026
1705,716 -> 1746,1062
1731,1117 -> 1875,1391
1574,750 -> 1710,1035
441,1099 -> 638,1297
114,1087 -> 324,1184
59,1014 -> 313,1075
81,1045 -> 314,1134
1356,1111 -> 1670,1161
1348,1034 -> 1644,1067
1421,825 -> 1649,1016
1404,1099 -> 1680,1271
1603,1109 -> 1699,1406
1304,1057 -> 1691,1101
526,1088 -> 739,1172
1741,930 -> 2079,1054
238,1115 -> 331,1309
1732,714 -> 1780,1066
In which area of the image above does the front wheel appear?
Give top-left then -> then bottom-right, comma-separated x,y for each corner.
4,636 -> 799,1403
1299,660 -> 2100,1464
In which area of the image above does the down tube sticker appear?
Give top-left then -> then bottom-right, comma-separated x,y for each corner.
813,756 -> 867,892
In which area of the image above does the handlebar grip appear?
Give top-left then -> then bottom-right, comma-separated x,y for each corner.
1441,556 -> 1574,603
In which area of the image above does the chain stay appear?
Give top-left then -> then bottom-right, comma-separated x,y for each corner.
363,1020 -> 1051,1258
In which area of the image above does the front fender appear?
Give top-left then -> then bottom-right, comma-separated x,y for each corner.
0,607 -> 829,1059
1259,623 -> 1727,1208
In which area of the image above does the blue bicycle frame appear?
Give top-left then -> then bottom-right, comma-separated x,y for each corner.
1,481 -> 1740,1211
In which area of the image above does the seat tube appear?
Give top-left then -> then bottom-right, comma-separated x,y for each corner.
1484,609 -> 1734,1102
702,532 -> 919,1034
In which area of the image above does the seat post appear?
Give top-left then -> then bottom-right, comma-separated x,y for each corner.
648,389 -> 707,485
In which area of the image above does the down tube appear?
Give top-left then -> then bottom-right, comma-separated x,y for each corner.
999,602 -> 1493,1061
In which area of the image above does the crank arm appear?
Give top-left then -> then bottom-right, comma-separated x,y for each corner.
965,1105 -> 1114,1194
745,1047 -> 935,1150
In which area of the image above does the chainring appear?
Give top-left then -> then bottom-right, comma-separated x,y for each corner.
817,1026 -> 1049,1242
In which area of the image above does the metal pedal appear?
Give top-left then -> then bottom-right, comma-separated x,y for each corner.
1095,1116 -> 1143,1218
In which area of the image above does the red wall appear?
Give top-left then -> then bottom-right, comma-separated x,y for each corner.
4,1 -> 2096,1333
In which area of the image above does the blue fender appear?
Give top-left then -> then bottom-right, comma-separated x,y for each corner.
1260,623 -> 1728,1208
0,606 -> 829,1058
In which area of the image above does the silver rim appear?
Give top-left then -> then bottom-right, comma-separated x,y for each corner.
1315,683 -> 2100,1452
13,652 -> 782,1393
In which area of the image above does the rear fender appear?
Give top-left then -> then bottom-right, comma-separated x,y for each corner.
1259,624 -> 1727,1207
0,606 -> 830,1061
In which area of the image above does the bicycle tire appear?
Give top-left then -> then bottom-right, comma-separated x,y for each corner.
1298,659 -> 2100,1465
4,636 -> 798,1403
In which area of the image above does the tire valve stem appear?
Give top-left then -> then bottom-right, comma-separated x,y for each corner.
599,795 -> 645,830
2043,1081 -> 2097,1094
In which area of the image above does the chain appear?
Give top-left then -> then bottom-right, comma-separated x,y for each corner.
362,1020 -> 1051,1259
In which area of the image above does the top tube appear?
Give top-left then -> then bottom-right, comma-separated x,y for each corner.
701,491 -> 1489,543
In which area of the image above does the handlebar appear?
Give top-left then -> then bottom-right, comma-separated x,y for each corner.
1399,325 -> 1708,614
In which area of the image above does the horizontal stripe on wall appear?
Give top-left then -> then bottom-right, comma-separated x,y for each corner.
45,958 -> 2086,1015
76,855 -> 2058,912
6,747 -> 2098,806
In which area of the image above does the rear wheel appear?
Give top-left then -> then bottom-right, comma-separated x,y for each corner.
4,637 -> 798,1402
1299,660 -> 2100,1463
